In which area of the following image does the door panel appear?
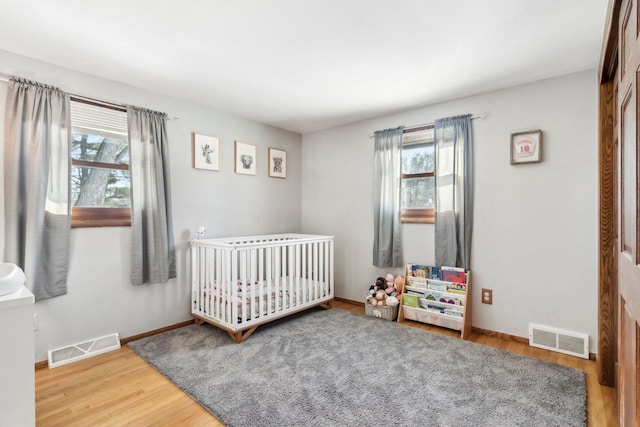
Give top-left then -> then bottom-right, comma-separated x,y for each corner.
620,299 -> 638,425
617,0 -> 640,424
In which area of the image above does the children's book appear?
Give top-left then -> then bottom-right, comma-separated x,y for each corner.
402,294 -> 419,308
408,264 -> 431,278
425,304 -> 444,313
427,282 -> 447,292
440,269 -> 466,284
423,291 -> 441,302
447,282 -> 467,292
406,276 -> 427,288
441,266 -> 465,272
444,309 -> 463,318
423,292 -> 463,306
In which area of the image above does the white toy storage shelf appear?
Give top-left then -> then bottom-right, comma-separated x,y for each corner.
397,265 -> 472,340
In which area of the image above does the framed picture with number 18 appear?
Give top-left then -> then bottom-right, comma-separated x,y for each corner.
510,130 -> 542,164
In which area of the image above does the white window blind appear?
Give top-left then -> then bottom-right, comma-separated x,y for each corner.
70,100 -> 128,140
403,128 -> 434,145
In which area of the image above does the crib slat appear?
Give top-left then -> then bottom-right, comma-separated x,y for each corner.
258,248 -> 264,320
325,241 -> 330,296
283,244 -> 287,310
227,250 -> 231,323
274,246 -> 280,313
192,246 -> 198,313
301,243 -> 307,304
200,246 -> 206,317
250,248 -> 256,320
231,250 -> 238,326
295,244 -> 301,306
240,250 -> 247,323
313,242 -> 318,301
210,247 -> 217,316
203,247 -> 209,317
266,248 -> 272,316
288,244 -> 294,308
192,246 -> 199,315
281,244 -> 287,311
320,242 -> 324,298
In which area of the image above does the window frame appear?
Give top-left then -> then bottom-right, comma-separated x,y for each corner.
401,125 -> 435,224
70,97 -> 131,228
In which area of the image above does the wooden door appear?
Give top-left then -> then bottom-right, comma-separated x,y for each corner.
599,0 -> 640,423
617,0 -> 640,424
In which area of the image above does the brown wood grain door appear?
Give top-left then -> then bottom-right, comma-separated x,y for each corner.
617,0 -> 640,424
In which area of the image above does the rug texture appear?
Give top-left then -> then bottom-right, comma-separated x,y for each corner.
128,309 -> 586,427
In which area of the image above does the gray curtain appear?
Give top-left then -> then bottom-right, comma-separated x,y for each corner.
4,78 -> 71,300
127,106 -> 176,285
373,126 -> 404,267
434,115 -> 473,270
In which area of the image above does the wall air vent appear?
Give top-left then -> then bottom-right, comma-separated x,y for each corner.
528,324 -> 589,359
48,333 -> 120,368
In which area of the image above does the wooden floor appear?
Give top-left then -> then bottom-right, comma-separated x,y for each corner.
36,301 -> 618,426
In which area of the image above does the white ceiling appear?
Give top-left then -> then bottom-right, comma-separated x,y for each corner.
0,0 -> 609,134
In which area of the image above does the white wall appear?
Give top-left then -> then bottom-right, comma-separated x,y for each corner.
301,70 -> 599,351
0,50 -> 302,361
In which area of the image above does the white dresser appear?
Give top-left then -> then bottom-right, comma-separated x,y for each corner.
0,285 -> 35,426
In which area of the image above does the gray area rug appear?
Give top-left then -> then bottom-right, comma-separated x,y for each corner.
128,309 -> 586,427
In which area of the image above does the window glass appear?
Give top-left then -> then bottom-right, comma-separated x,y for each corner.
71,134 -> 129,164
401,138 -> 435,217
70,133 -> 131,208
401,176 -> 435,209
402,142 -> 434,174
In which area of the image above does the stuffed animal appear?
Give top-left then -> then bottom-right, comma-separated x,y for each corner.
375,289 -> 387,306
386,295 -> 399,307
366,285 -> 376,299
385,274 -> 396,296
367,278 -> 382,300
394,275 -> 405,295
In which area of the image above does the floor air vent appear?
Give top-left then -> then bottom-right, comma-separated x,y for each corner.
48,333 -> 120,368
529,324 -> 589,359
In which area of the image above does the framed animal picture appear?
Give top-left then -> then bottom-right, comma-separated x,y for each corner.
192,133 -> 220,171
235,141 -> 257,175
268,148 -> 287,179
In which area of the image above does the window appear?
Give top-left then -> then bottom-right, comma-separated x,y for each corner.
70,98 -> 131,227
401,126 -> 435,223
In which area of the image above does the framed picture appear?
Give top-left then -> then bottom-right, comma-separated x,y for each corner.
235,141 -> 257,175
192,133 -> 220,171
510,130 -> 542,164
268,148 -> 287,178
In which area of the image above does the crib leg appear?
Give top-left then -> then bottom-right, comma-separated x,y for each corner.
194,318 -> 205,325
320,300 -> 333,310
228,326 -> 259,343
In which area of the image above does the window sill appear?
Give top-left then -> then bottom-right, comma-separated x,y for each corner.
71,207 -> 131,228
401,209 -> 435,224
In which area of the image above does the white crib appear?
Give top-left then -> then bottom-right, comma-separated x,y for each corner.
191,234 -> 334,342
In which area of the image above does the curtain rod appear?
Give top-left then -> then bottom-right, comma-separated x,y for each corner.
0,73 -> 178,120
369,112 -> 489,138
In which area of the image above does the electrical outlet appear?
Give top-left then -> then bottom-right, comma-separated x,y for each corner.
33,313 -> 39,331
481,288 -> 493,305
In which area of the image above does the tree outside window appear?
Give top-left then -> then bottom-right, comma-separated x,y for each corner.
401,129 -> 435,223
